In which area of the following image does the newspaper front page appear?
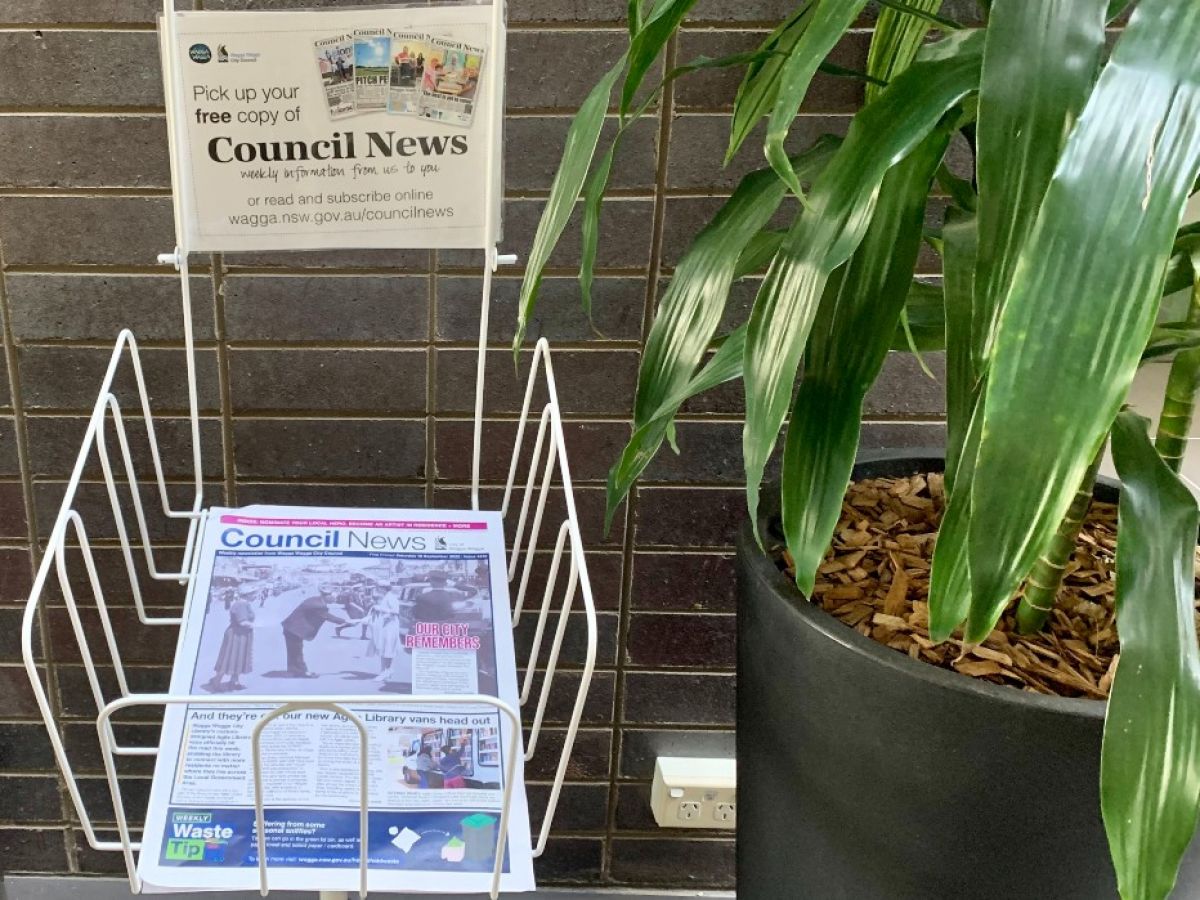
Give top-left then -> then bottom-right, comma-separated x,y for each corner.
388,30 -> 428,116
353,28 -> 392,112
314,34 -> 356,119
137,505 -> 534,893
420,36 -> 486,127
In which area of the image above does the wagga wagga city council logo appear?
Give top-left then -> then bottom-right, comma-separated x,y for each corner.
188,43 -> 212,63
217,44 -> 262,64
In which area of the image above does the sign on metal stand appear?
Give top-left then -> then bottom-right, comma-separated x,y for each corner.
20,2 -> 599,898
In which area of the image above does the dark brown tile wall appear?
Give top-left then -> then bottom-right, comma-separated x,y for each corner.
0,0 -> 960,889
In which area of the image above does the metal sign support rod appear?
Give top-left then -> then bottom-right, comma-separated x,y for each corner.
159,0 -> 205,565
470,0 -> 514,511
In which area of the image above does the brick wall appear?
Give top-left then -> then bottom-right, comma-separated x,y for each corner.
0,0 -> 962,889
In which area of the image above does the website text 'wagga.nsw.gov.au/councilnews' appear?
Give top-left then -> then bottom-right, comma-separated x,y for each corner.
232,188 -> 454,229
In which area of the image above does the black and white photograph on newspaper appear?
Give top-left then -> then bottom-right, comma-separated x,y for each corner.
194,552 -> 499,697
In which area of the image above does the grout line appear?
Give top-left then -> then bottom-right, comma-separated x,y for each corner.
0,106 -> 165,115
0,187 -> 171,198
0,263 -> 645,277
0,23 -> 156,31
0,110 -> 164,118
14,337 -> 649,351
210,254 -> 237,506
1,266 -> 213,276
13,410 -> 946,425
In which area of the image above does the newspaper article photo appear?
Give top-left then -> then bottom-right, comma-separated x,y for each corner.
421,37 -> 485,127
353,29 -> 392,112
388,30 -> 427,115
314,34 -> 355,119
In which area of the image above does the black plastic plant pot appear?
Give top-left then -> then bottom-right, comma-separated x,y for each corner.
736,450 -> 1200,899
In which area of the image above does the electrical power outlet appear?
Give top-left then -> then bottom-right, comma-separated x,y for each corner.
650,757 -> 736,830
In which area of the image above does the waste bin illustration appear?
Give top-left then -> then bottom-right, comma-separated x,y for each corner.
441,836 -> 465,863
460,812 -> 498,862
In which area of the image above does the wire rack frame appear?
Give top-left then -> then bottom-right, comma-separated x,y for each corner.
19,1 -> 599,897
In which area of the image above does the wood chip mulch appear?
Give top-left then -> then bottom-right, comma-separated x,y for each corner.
784,473 -> 1200,701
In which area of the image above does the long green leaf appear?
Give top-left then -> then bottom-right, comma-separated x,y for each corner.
941,208 -> 977,489
727,3 -> 814,165
874,0 -> 961,31
603,142 -> 838,529
1142,323 -> 1200,362
578,144 -> 616,322
972,0 -> 1107,368
638,140 -> 837,428
514,58 -> 625,353
865,0 -> 943,103
927,404 -> 981,641
764,0 -> 870,199
618,0 -> 699,117
962,0 -> 1200,642
936,161 -> 978,212
1164,230 -> 1200,296
604,274 -> 941,534
742,29 -> 984,539
782,128 -> 951,593
735,229 -> 787,279
890,280 -> 945,351
628,0 -> 643,37
1106,0 -> 1132,22
605,325 -> 747,530
1104,409 -> 1200,900
580,48 -> 784,316
521,0 -> 720,347
931,0 -> 1109,639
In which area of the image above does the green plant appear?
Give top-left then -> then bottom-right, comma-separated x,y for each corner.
516,1 -> 1200,897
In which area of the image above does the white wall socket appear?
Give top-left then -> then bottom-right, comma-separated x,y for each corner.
650,756 -> 736,830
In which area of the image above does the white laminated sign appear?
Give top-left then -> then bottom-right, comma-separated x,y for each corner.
163,5 -> 503,251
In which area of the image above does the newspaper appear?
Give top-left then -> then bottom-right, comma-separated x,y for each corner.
388,30 -> 428,116
137,505 -> 534,894
420,36 -> 486,127
353,29 -> 392,112
314,34 -> 355,119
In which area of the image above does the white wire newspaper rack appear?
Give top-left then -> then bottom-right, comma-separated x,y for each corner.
19,2 -> 598,898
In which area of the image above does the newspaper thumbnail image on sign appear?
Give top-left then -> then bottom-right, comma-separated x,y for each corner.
137,505 -> 534,894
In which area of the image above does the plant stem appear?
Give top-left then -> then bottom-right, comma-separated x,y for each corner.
1154,272 -> 1200,473
1015,448 -> 1104,634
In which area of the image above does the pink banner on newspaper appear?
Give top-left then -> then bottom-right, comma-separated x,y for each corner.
218,515 -> 487,530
